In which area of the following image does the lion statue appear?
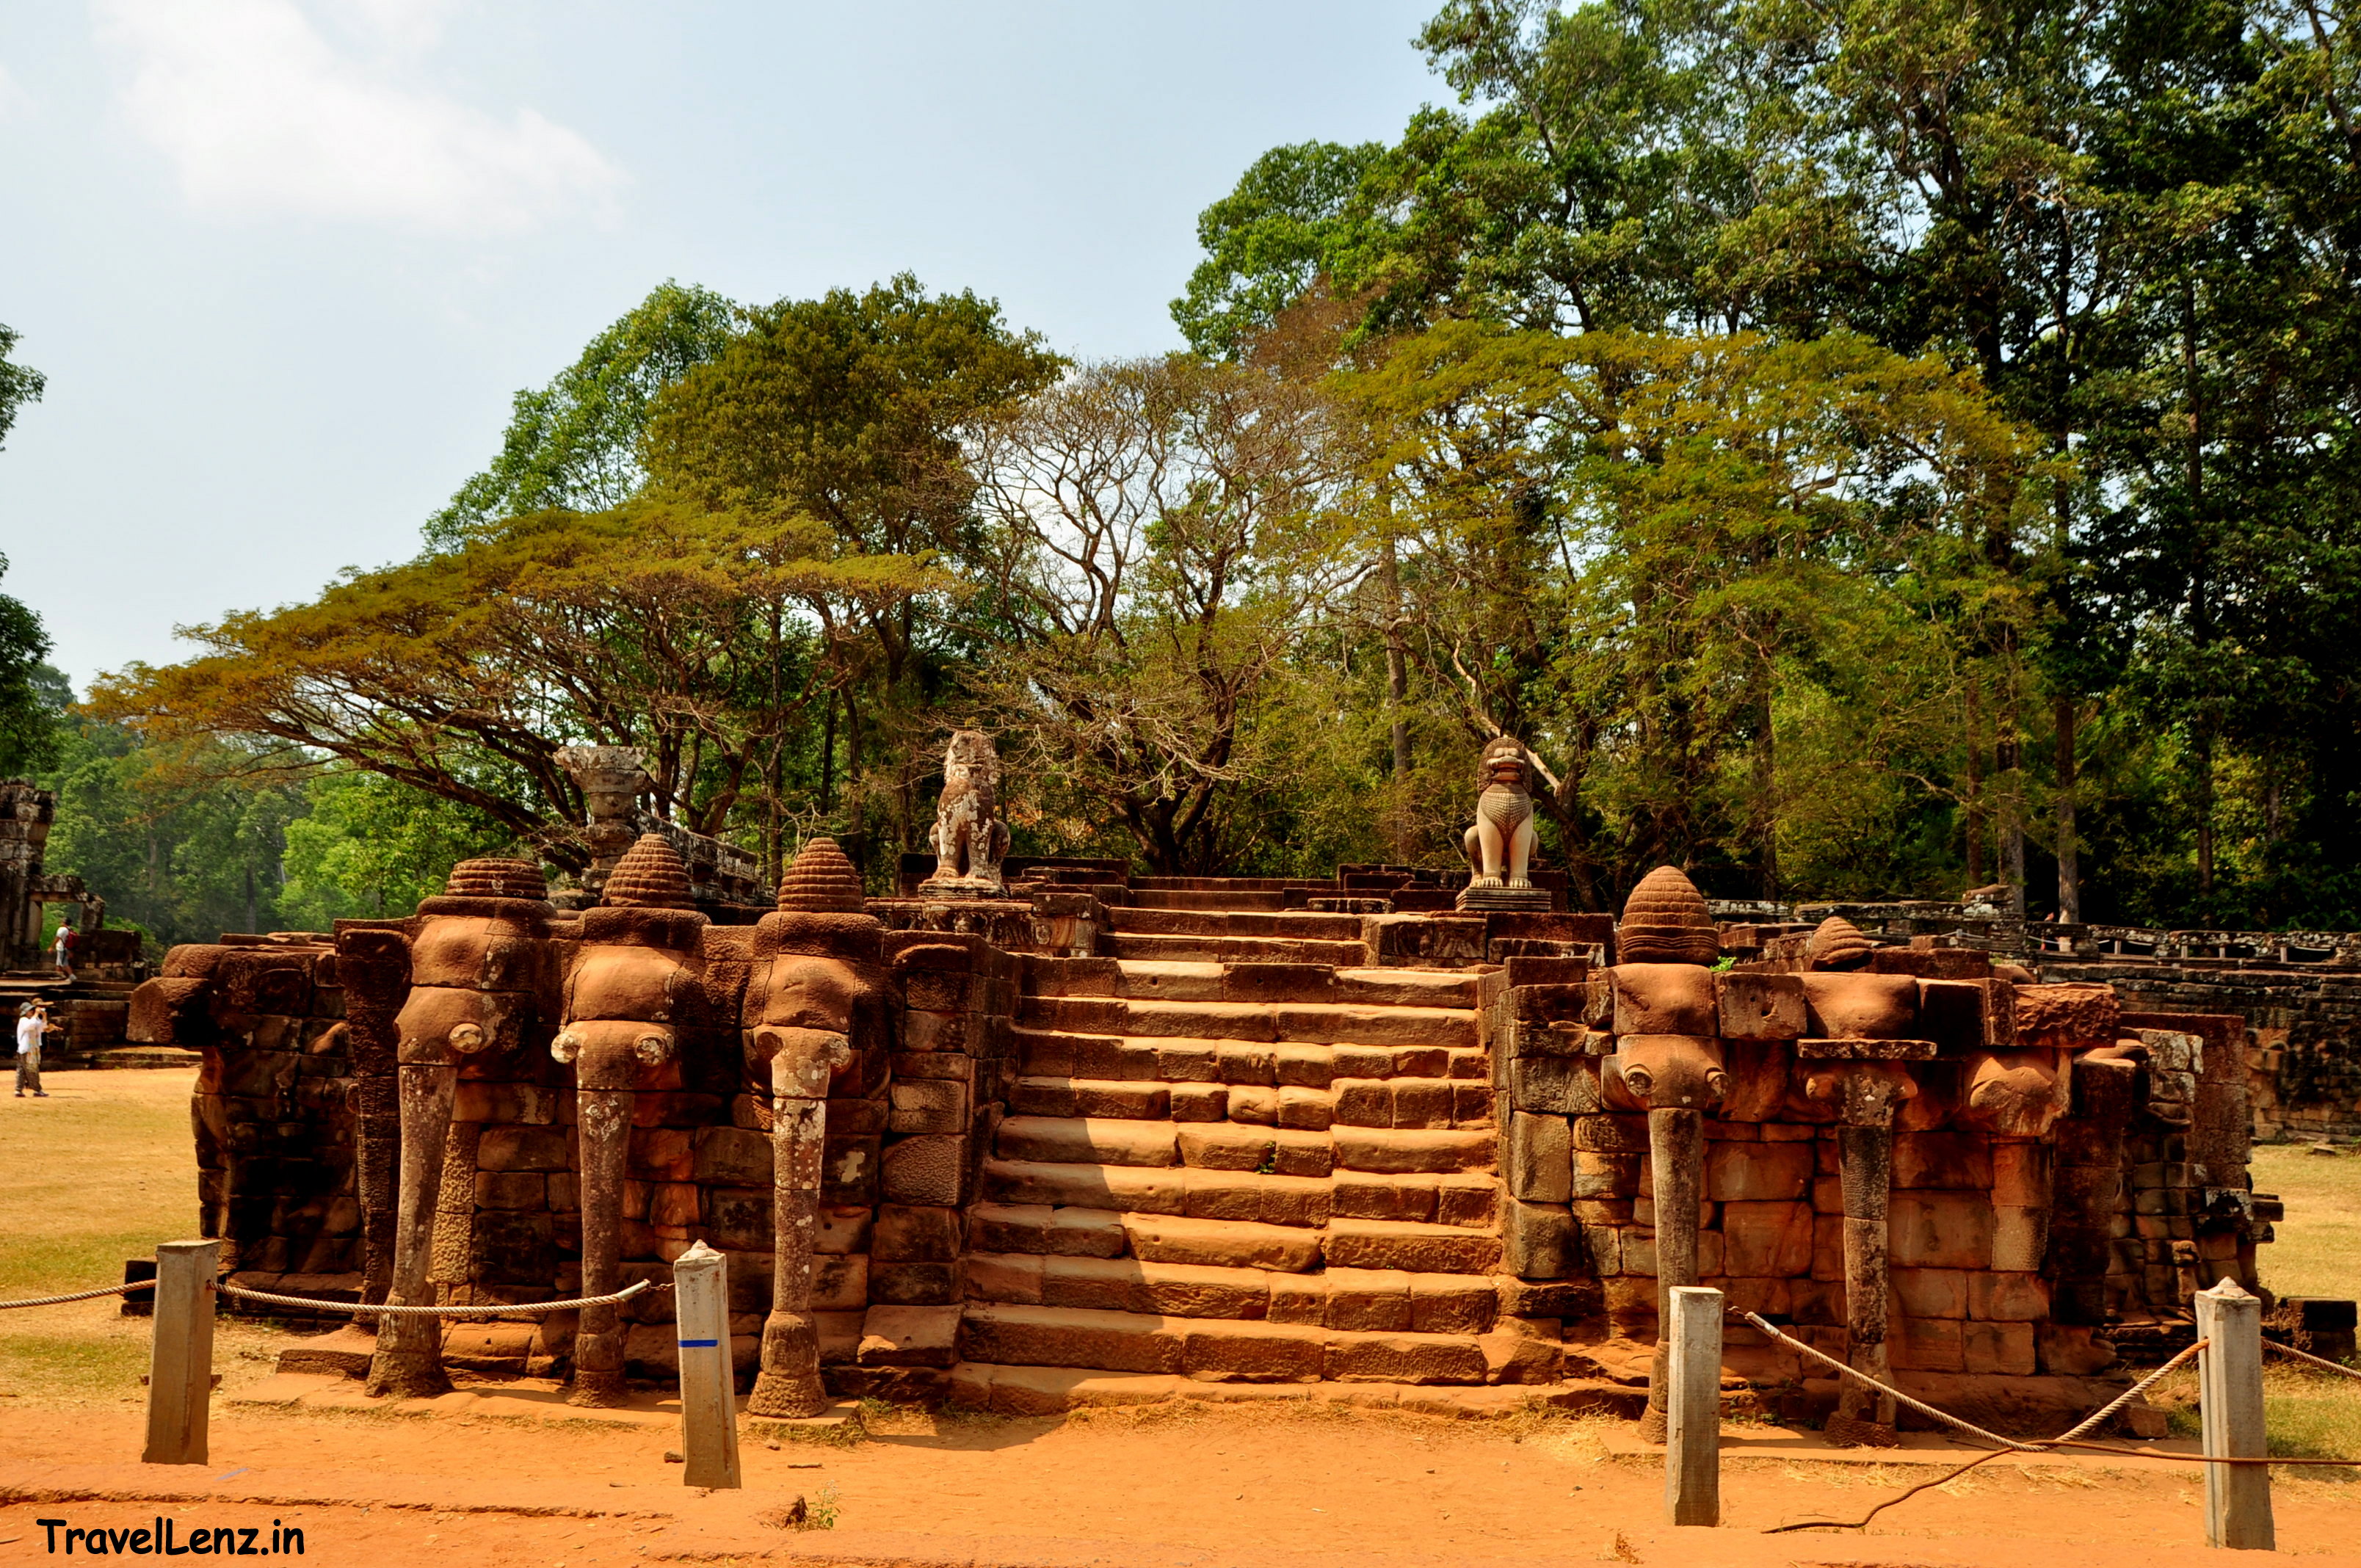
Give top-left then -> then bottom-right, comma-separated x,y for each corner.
1462,736 -> 1538,890
924,730 -> 1011,894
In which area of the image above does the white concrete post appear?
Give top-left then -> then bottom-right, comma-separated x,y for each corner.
1664,1285 -> 1722,1527
142,1240 -> 220,1465
672,1241 -> 741,1489
2197,1279 -> 2274,1550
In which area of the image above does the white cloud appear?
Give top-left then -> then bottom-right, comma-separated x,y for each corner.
92,0 -> 621,233
0,61 -> 31,120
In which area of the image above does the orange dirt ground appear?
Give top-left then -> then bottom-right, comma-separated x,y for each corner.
10,1395 -> 2361,1566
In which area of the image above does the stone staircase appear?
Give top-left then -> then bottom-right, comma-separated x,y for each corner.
1103,905 -> 1371,966
958,893 -> 1545,1390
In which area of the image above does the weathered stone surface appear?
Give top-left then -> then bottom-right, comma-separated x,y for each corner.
2012,983 -> 2120,1048
872,1203 -> 961,1263
1716,972 -> 1805,1042
1506,1111 -> 1572,1203
1720,1200 -> 1814,1276
1890,1192 -> 1995,1270
881,1134 -> 967,1206
1800,972 -> 1919,1039
1705,1141 -> 1812,1202
1502,1198 -> 1573,1280
1610,963 -> 1718,1037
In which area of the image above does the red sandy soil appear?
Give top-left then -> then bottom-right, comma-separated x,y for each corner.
7,1399 -> 2361,1566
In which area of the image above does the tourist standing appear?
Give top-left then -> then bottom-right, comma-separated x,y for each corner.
15,1002 -> 47,1097
51,922 -> 74,980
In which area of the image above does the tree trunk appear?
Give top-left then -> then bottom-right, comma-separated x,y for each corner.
1753,657 -> 1778,900
1997,729 -> 2025,917
1964,680 -> 1986,888
819,689 -> 838,813
2196,722 -> 2217,899
1380,533 -> 1411,859
2054,694 -> 2081,923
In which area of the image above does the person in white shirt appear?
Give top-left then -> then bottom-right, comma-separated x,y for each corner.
15,1002 -> 48,1097
52,923 -> 74,980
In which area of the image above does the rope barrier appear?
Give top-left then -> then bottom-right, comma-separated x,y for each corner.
0,1280 -> 146,1310
1755,1314 -> 2361,1533
1762,1335 -> 2212,1533
213,1280 -> 653,1316
1740,1310 -> 2057,1451
2263,1337 -> 2361,1382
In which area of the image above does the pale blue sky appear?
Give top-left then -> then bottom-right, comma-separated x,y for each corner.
0,1 -> 1440,690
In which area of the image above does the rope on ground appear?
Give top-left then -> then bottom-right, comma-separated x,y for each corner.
213,1280 -> 653,1316
1758,1335 -> 2211,1534
2263,1337 -> 2361,1381
0,1280 -> 145,1310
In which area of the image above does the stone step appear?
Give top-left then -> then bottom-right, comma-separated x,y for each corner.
1128,889 -> 1288,911
1007,1077 -> 1172,1119
1109,909 -> 1366,940
957,1303 -> 1502,1384
1324,1217 -> 1504,1274
1013,1028 -> 1487,1088
950,1363 -> 1631,1418
968,1180 -> 1504,1272
1107,933 -> 1371,965
963,1252 -> 1503,1333
995,1115 -> 1180,1168
981,1158 -> 1335,1227
1027,958 -> 1477,1009
1129,876 -> 1321,892
1018,995 -> 1478,1049
999,1089 -> 1491,1149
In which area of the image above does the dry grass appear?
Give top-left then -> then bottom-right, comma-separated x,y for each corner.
0,1068 -> 292,1407
2254,1143 -> 2361,1302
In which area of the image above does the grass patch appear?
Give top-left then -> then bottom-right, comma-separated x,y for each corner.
2252,1144 -> 2361,1302
0,1069 -> 303,1407
0,1068 -> 203,1297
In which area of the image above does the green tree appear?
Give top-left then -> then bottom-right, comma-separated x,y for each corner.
643,273 -> 1066,854
40,718 -> 308,947
0,554 -> 60,774
0,322 -> 44,451
424,281 -> 741,549
280,769 -> 522,926
964,353 -> 1371,872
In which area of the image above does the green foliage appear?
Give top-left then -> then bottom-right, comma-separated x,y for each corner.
425,280 -> 741,550
40,716 -> 306,947
1168,0 -> 2361,923
280,769 -> 521,926
0,321 -> 44,451
0,555 -> 61,775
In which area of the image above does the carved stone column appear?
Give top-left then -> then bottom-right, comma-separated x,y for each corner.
1608,865 -> 1727,1445
368,987 -> 496,1397
555,835 -> 706,1407
748,1024 -> 852,1415
746,838 -> 883,1418
1805,1054 -> 1921,1448
332,925 -> 411,1310
366,859 -> 551,1399
1616,1033 -> 1730,1443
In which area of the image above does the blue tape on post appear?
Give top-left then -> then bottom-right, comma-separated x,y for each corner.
678,1338 -> 720,1348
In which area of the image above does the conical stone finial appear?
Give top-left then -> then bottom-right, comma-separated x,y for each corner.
776,837 -> 866,914
1805,914 -> 1874,972
443,857 -> 548,900
601,833 -> 696,910
1617,865 -> 1719,965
